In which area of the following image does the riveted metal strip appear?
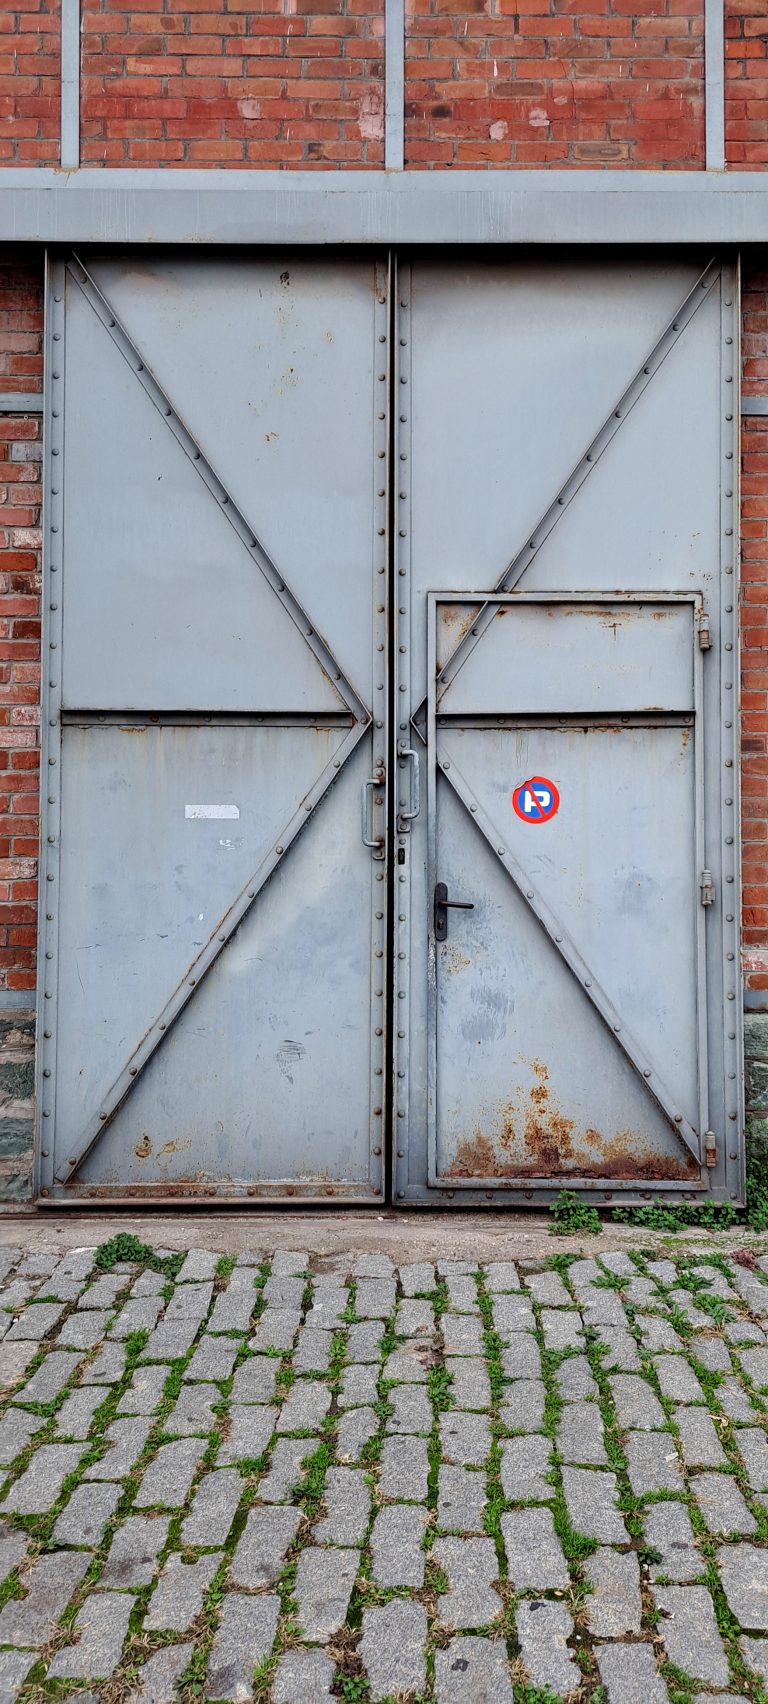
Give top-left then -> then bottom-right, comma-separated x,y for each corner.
436,258 -> 723,698
367,257 -> 391,1200
720,261 -> 743,1203
433,745 -> 701,1176
67,254 -> 369,728
35,254 -> 66,1201
57,717 -> 367,1185
393,259 -> 412,1203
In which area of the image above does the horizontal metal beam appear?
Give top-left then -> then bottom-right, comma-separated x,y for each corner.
743,397 -> 768,417
0,393 -> 42,413
1,170 -> 768,246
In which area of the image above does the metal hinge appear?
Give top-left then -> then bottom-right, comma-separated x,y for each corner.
698,611 -> 712,650
700,869 -> 715,907
704,1130 -> 718,1168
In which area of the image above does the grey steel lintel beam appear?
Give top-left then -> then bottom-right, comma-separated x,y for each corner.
1,171 -> 768,246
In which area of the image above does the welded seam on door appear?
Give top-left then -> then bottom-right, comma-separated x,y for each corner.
68,254 -> 369,727
425,257 -> 722,706
57,719 -> 367,1184
437,752 -> 701,1166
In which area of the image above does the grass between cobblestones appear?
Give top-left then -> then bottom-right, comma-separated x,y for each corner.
0,1242 -> 768,1696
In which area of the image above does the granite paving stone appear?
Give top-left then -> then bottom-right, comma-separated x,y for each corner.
562,1466 -> 627,1541
293,1327 -> 334,1372
183,1334 -> 238,1382
653,1353 -> 705,1403
735,1426 -> 768,1490
165,1383 -> 218,1436
109,1297 -> 163,1337
541,1307 -> 584,1352
500,1433 -> 552,1501
15,1349 -> 83,1403
399,1261 -> 436,1294
717,1378 -> 757,1422
383,1345 -> 428,1382
693,1470 -> 757,1534
269,1250 -> 308,1276
271,1649 -> 335,1703
0,1551 -> 90,1647
116,1363 -> 169,1415
359,1598 -> 427,1702
484,1261 -> 520,1291
500,1335 -> 542,1379
337,1405 -> 377,1464
370,1504 -> 427,1587
441,1313 -> 485,1356
434,1635 -> 514,1703
258,1437 -> 311,1502
501,1508 -> 569,1590
177,1249 -> 218,1283
740,1351 -> 768,1389
492,1295 -> 535,1336
314,1465 -> 370,1544
144,1551 -> 221,1630
58,1310 -> 111,1349
593,1324 -> 641,1370
0,1406 -> 44,1462
354,1278 -> 396,1318
525,1270 -> 571,1307
741,1634 -> 768,1684
0,1651 -> 35,1698
81,1342 -> 126,1383
83,1416 -> 152,1480
554,1356 -> 598,1402
346,1320 -> 385,1362
230,1505 -> 301,1587
637,1315 -> 686,1353
6,1301 -> 66,1340
4,1441 -> 84,1513
263,1276 -> 304,1309
609,1373 -> 666,1429
217,1402 -> 277,1464
100,1515 -> 170,1587
645,1500 -> 701,1582
379,1435 -> 429,1500
515,1598 -> 580,1696
557,1400 -> 607,1464
625,1430 -> 684,1495
445,1357 -> 491,1410
440,1411 -> 491,1467
719,1543 -> 768,1629
397,1298 -> 435,1336
0,1523 -> 28,1585
141,1322 -> 199,1361
250,1308 -> 301,1353
134,1437 -> 204,1507
437,1464 -> 486,1533
501,1377 -> 546,1430
339,1363 -> 378,1408
386,1383 -> 432,1433
180,1466 -> 243,1546
445,1275 -> 479,1312
276,1379 -> 331,1433
230,1355 -> 278,1403
207,1290 -> 255,1333
47,1591 -> 134,1679
128,1642 -> 193,1704
692,1337 -> 734,1373
0,1343 -> 39,1387
434,1535 -> 500,1628
597,1642 -> 670,1703
653,1585 -> 730,1686
585,1546 -> 642,1634
294,1545 -> 358,1640
52,1480 -> 121,1546
675,1404 -> 728,1467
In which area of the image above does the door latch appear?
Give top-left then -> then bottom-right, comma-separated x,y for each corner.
698,610 -> 711,650
704,1130 -> 718,1168
434,882 -> 474,942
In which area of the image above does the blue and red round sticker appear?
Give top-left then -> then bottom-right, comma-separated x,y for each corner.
512,775 -> 560,825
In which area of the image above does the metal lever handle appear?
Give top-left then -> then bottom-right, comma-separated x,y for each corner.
361,776 -> 384,853
400,749 -> 420,824
434,880 -> 474,942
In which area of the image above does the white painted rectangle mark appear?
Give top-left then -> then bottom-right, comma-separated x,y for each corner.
185,804 -> 240,820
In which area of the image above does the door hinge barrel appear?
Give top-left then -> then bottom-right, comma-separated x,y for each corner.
700,869 -> 715,907
698,612 -> 712,650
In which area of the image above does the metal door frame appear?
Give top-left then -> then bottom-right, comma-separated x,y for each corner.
426,591 -> 709,1191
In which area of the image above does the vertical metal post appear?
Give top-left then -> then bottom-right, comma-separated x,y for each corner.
60,0 -> 81,170
705,0 -> 725,172
385,0 -> 405,171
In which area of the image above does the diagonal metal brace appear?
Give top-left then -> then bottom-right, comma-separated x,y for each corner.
414,256 -> 721,721
68,254 -> 369,726
57,720 -> 366,1184
440,750 -> 702,1163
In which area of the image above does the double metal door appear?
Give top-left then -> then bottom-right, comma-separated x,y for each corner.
38,252 -> 742,1205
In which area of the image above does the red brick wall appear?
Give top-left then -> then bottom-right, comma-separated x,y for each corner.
80,0 -> 384,167
405,0 -> 706,169
726,0 -> 768,168
741,267 -> 768,997
0,262 -> 42,997
2,0 -> 60,164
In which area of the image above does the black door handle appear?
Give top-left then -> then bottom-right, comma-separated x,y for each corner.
434,881 -> 475,942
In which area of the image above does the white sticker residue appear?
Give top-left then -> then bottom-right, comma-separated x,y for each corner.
185,804 -> 240,820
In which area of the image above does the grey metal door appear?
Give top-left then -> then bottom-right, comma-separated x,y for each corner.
39,253 -> 389,1201
394,256 -> 743,1206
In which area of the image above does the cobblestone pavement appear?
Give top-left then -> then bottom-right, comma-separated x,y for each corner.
1,1247 -> 768,1699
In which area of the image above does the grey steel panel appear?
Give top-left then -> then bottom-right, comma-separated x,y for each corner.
38,252 -> 390,1202
439,601 -> 695,718
385,0 -> 404,171
3,172 -> 768,247
395,257 -> 742,1207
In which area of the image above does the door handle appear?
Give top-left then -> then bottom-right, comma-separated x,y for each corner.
434,881 -> 474,942
361,775 -> 385,856
399,748 -> 420,825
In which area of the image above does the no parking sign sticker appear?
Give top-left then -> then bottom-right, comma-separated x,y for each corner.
512,775 -> 560,825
